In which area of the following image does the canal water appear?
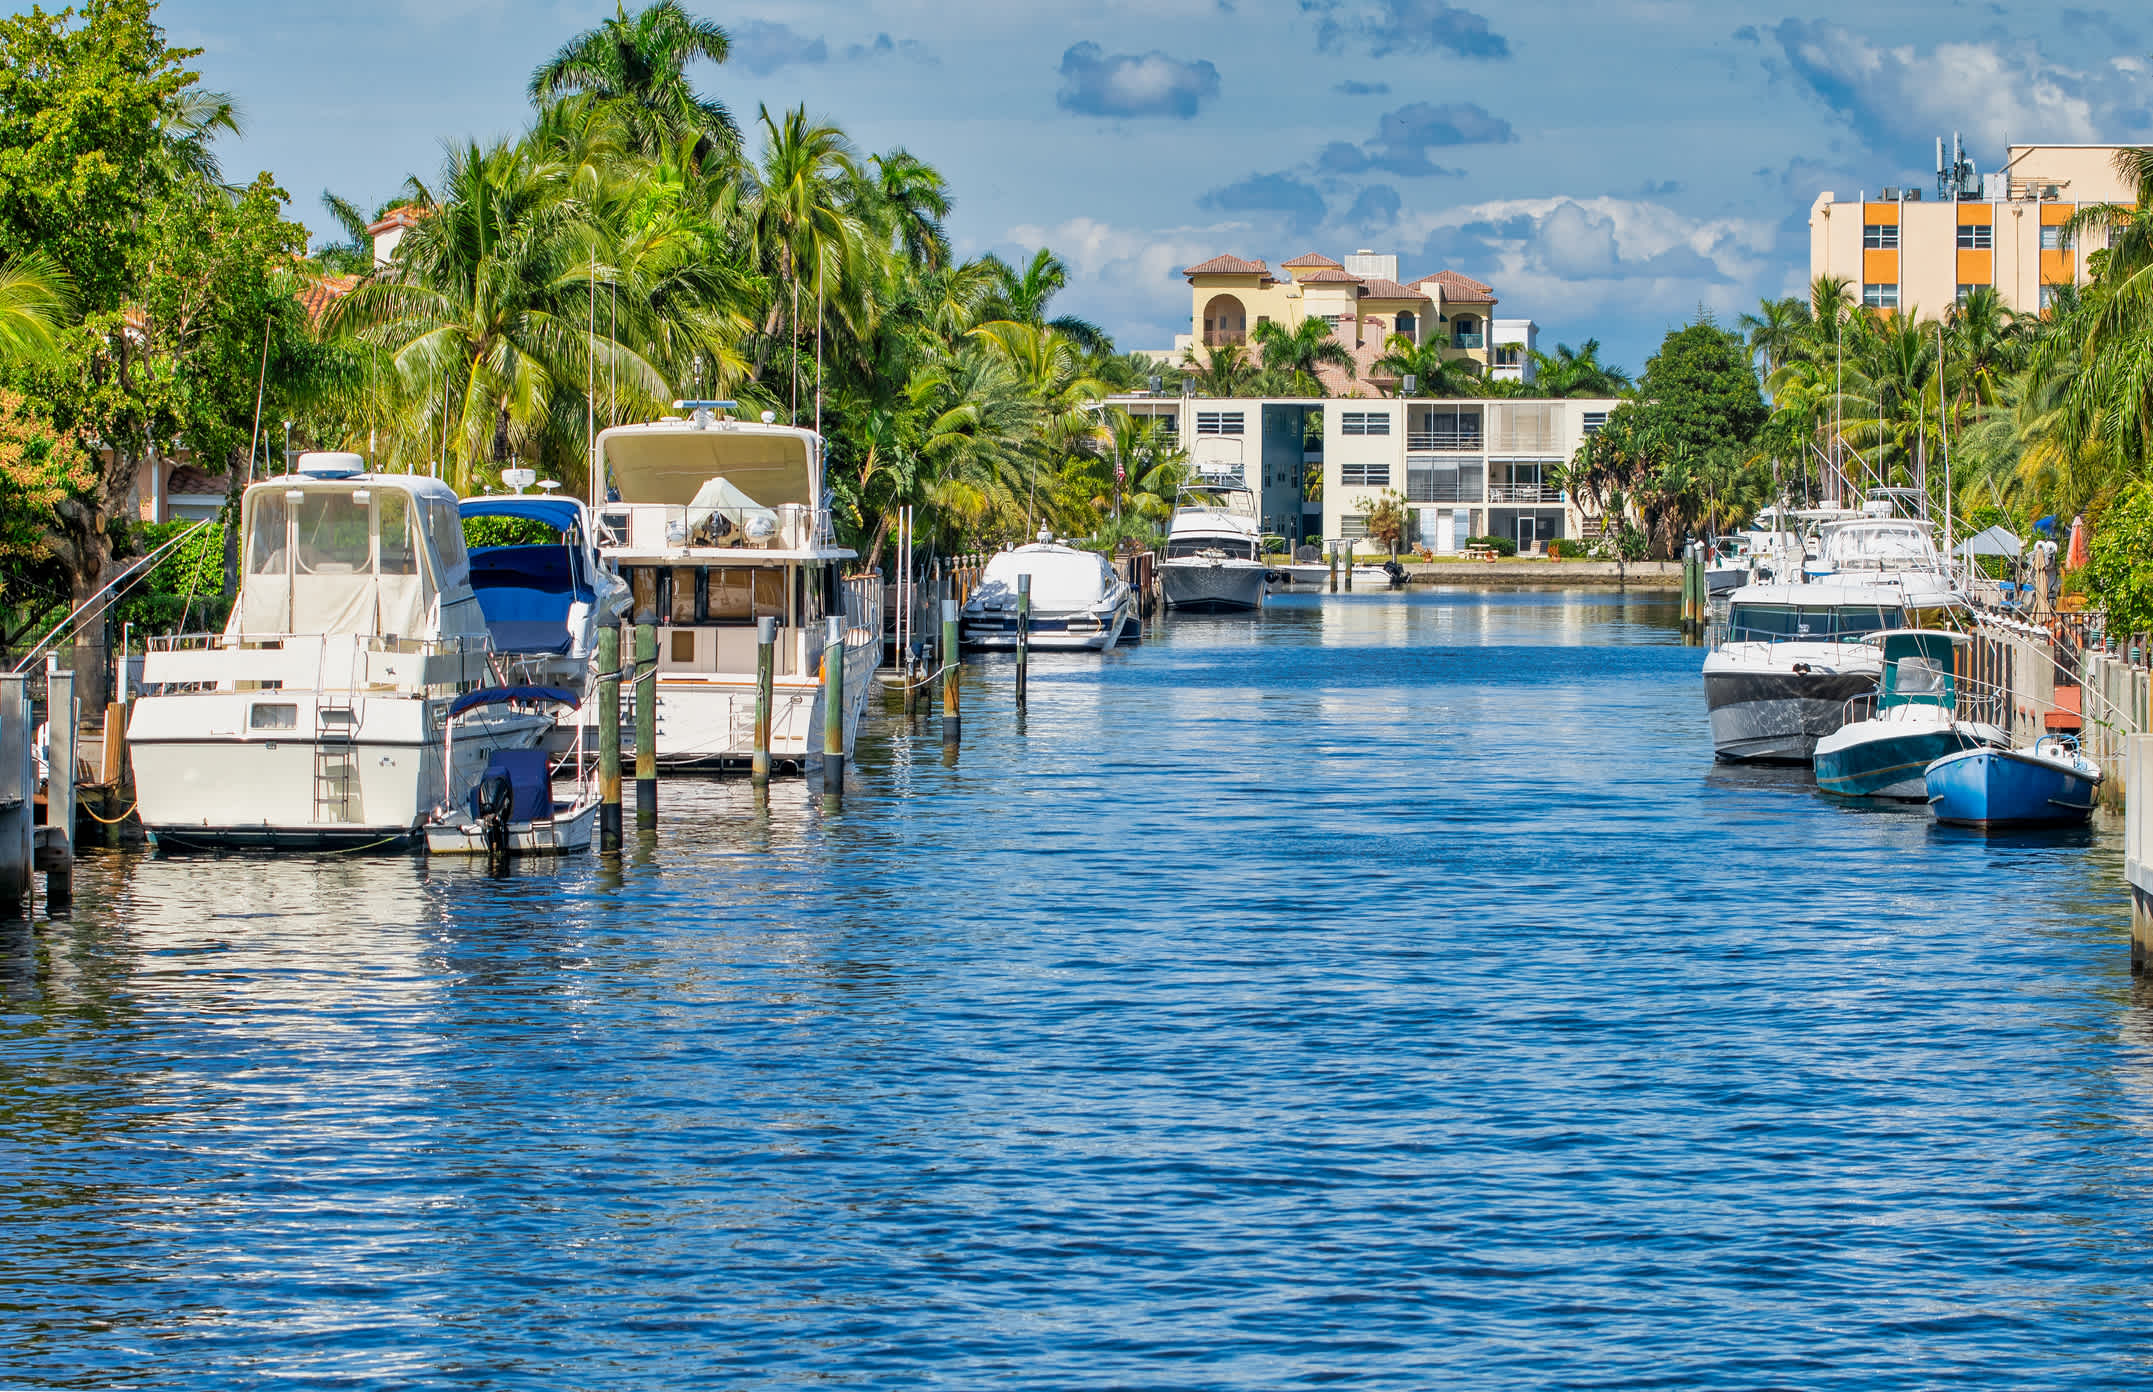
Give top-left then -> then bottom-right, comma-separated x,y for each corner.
4,587 -> 2150,1389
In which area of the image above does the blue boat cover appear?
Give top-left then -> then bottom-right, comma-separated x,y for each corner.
467,544 -> 594,654
460,496 -> 584,532
449,685 -> 580,716
468,748 -> 554,823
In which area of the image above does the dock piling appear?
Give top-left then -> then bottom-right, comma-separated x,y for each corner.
1328,545 -> 1338,594
634,621 -> 657,831
752,616 -> 775,786
1344,546 -> 1354,592
1015,572 -> 1031,709
0,674 -> 28,916
941,598 -> 961,752
823,614 -> 845,798
598,626 -> 622,854
43,656 -> 72,912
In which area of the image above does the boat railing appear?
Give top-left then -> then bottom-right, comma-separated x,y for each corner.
139,631 -> 493,694
843,574 -> 885,644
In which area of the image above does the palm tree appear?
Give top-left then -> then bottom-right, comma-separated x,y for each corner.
154,88 -> 241,188
985,248 -> 1108,355
1739,296 -> 1810,380
865,149 -> 951,270
1372,333 -> 1480,397
1180,341 -> 1257,397
1250,316 -> 1354,397
528,1 -> 737,162
1100,408 -> 1184,521
742,105 -> 866,398
1529,339 -> 1631,397
0,251 -> 74,364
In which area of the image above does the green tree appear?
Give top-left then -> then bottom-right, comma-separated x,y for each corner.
528,0 -> 738,162
2085,478 -> 2153,635
1373,332 -> 1480,397
1250,316 -> 1354,397
1528,338 -> 1632,397
1633,319 -> 1767,453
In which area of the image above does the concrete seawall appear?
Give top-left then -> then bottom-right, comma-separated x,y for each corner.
1392,559 -> 1683,588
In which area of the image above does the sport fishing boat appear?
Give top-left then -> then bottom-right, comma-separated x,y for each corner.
1812,630 -> 2007,800
591,402 -> 881,770
959,535 -> 1138,651
1160,479 -> 1268,611
460,492 -> 629,691
1702,581 -> 1906,762
1927,735 -> 2103,828
128,452 -> 556,849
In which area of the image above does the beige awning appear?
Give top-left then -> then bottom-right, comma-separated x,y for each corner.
601,424 -> 817,508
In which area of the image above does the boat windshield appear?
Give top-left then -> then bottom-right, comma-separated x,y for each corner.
1725,602 -> 1903,642
1166,537 -> 1256,561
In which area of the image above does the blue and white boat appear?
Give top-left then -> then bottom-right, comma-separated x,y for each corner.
459,493 -> 630,691
1926,736 -> 2102,829
1812,630 -> 2008,800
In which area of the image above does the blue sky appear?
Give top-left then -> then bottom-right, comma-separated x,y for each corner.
170,0 -> 2153,373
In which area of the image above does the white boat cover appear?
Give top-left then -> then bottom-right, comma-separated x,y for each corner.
686,476 -> 781,541
232,475 -> 486,641
601,423 -> 816,508
974,545 -> 1118,612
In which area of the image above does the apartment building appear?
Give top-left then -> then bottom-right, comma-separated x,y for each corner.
1810,142 -> 2133,316
1172,248 -> 1535,395
1106,393 -> 1616,555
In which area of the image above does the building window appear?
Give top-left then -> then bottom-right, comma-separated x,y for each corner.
1340,411 -> 1391,436
1340,461 -> 1390,487
2040,284 -> 2063,312
1339,515 -> 1370,539
1196,411 -> 1244,435
2040,225 -> 2064,250
1956,223 -> 1993,250
1862,282 -> 1899,309
1955,284 -> 1982,306
1862,223 -> 1899,249
1493,346 -> 1521,367
1395,310 -> 1417,341
1581,411 -> 1609,435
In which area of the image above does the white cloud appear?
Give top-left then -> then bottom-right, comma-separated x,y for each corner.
1000,215 -> 1255,351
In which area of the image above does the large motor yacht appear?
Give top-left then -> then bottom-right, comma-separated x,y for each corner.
1160,478 -> 1268,612
1702,582 -> 1906,763
591,402 -> 881,770
128,453 -> 556,848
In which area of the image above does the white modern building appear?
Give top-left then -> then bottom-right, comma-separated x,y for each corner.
1105,394 -> 1617,555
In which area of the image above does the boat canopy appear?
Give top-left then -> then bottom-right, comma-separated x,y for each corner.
1953,524 -> 2023,559
462,496 -> 584,532
972,545 -> 1119,612
599,422 -> 817,508
461,496 -> 599,655
449,684 -> 579,716
1877,630 -> 1966,708
687,476 -> 780,544
1818,519 -> 1940,571
232,473 -> 484,641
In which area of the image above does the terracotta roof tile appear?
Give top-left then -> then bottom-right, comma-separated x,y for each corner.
1282,251 -> 1343,268
299,273 -> 360,323
1295,266 -> 1363,283
1183,254 -> 1271,277
1357,277 -> 1430,301
365,206 -> 425,236
165,464 -> 223,495
1415,269 -> 1498,304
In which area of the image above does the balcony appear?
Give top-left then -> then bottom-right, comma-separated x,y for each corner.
1487,483 -> 1565,504
1406,429 -> 1483,452
1452,333 -> 1484,349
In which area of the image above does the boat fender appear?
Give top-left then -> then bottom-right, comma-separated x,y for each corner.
1792,662 -> 1812,675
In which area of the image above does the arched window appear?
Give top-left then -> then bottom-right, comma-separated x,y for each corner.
1395,310 -> 1417,343
1203,294 -> 1248,346
1453,314 -> 1481,349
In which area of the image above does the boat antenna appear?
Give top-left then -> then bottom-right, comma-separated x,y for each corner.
791,265 -> 799,427
814,244 -> 825,440
1937,322 -> 1953,559
588,248 -> 597,510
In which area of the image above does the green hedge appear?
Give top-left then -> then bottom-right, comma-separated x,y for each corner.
1548,538 -> 1587,558
1465,535 -> 1518,557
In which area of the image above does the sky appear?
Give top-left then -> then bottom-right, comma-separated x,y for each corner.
168,0 -> 2153,374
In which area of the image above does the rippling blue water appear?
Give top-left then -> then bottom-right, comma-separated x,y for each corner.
4,587 -> 2151,1389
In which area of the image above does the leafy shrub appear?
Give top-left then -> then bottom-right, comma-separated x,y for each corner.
464,515 -> 559,549
1465,535 -> 1518,557
1548,538 -> 1587,558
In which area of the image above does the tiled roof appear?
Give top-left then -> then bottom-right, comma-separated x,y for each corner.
1295,266 -> 1363,284
299,273 -> 360,322
1281,252 -> 1343,268
365,206 -> 425,236
1415,269 -> 1498,304
166,464 -> 223,495
1313,323 -> 1390,399
1358,277 -> 1430,301
1184,254 -> 1271,277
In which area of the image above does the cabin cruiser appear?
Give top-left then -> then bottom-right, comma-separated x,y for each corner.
1702,581 -> 1913,763
1160,479 -> 1268,611
1812,630 -> 2006,799
959,535 -> 1138,651
127,453 -> 556,849
459,493 -> 629,691
591,402 -> 881,770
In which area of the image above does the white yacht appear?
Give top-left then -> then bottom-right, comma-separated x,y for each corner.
960,536 -> 1137,651
1702,582 -> 1907,763
1160,479 -> 1268,612
128,453 -> 555,849
591,402 -> 881,770
459,492 -> 630,692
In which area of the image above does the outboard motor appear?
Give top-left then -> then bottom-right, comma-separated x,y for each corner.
475,770 -> 515,867
1382,559 -> 1407,587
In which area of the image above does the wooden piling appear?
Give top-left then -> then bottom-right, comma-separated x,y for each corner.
823,614 -> 846,797
597,625 -> 622,853
752,615 -> 775,785
941,598 -> 961,748
43,656 -> 72,912
634,621 -> 657,831
1015,572 -> 1031,708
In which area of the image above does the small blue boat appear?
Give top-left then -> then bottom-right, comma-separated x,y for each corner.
1926,736 -> 2103,828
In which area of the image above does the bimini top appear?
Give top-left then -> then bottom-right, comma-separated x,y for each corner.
598,418 -> 820,509
461,496 -> 585,533
230,471 -> 485,642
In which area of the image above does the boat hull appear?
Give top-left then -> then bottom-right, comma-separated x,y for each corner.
425,796 -> 599,855
1703,669 -> 1878,762
647,634 -> 878,769
1161,559 -> 1267,612
1814,722 -> 2000,800
1927,747 -> 2101,828
961,600 -> 1133,651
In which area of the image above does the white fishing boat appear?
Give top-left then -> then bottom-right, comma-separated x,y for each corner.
591,402 -> 881,770
1701,581 -> 1905,763
1161,479 -> 1268,612
959,535 -> 1137,651
424,692 -> 600,858
128,453 -> 556,850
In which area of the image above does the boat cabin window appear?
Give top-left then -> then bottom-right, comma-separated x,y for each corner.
1165,537 -> 1256,561
247,493 -> 287,575
378,493 -> 420,575
1726,602 -> 1903,641
295,492 -> 372,575
625,564 -> 788,626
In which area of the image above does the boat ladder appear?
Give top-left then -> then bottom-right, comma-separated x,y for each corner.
314,695 -> 360,823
